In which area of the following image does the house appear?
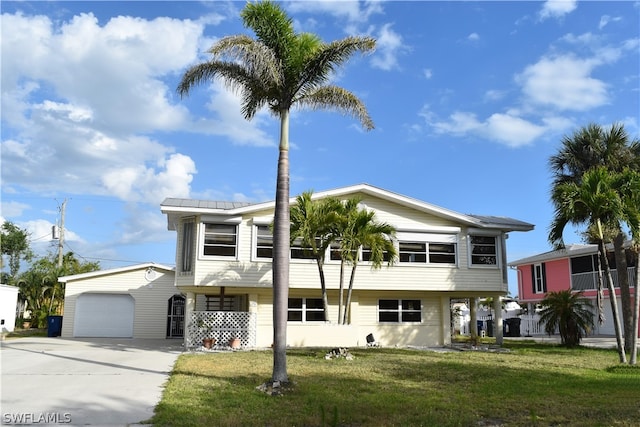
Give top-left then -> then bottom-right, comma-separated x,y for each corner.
59,263 -> 182,339
0,284 -> 19,333
509,243 -> 638,336
161,184 -> 534,349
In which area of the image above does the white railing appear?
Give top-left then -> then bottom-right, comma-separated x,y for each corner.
571,267 -> 636,291
187,311 -> 257,349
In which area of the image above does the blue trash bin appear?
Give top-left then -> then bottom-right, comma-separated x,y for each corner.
47,315 -> 63,337
477,320 -> 484,336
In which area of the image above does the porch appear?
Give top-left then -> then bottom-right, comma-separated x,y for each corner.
572,267 -> 637,291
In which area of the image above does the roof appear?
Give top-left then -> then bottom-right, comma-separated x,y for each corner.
58,262 -> 175,283
508,244 -> 597,266
161,183 -> 535,233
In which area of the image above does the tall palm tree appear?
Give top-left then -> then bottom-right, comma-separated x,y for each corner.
549,122 -> 640,352
538,290 -> 595,347
549,166 -> 627,362
290,191 -> 342,321
616,168 -> 640,364
338,201 -> 396,325
177,1 -> 375,383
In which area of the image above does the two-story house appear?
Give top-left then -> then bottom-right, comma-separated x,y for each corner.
161,184 -> 534,349
509,243 -> 638,336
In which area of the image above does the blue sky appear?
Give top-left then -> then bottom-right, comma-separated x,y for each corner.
1,1 -> 638,296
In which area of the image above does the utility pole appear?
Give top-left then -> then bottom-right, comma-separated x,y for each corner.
57,199 -> 67,268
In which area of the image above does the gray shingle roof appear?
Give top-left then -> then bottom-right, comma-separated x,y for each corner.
161,198 -> 253,210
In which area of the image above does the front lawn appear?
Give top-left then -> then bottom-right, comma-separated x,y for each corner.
149,341 -> 640,426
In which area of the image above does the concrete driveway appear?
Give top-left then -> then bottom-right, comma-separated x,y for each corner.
1,337 -> 183,426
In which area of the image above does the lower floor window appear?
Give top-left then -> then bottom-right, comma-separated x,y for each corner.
288,298 -> 325,322
378,299 -> 422,323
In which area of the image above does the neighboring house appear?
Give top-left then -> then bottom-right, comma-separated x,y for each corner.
161,184 -> 534,349
0,284 -> 19,333
59,263 -> 182,339
509,243 -> 638,336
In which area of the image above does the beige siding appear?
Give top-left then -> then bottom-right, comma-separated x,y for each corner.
62,268 -> 178,339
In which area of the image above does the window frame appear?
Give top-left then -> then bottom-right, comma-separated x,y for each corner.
180,220 -> 195,273
533,263 -> 546,294
377,299 -> 422,323
201,223 -> 238,258
287,297 -> 325,322
468,234 -> 499,267
254,225 -> 273,260
396,232 -> 458,266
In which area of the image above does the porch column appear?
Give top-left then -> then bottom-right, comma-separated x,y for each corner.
184,292 -> 196,349
470,298 -> 478,341
494,296 -> 504,345
441,296 -> 452,346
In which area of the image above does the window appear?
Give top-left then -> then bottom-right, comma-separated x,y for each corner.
205,295 -> 242,311
362,245 -> 392,262
291,237 -> 316,259
181,221 -> 194,273
470,235 -> 498,265
203,224 -> 237,257
398,241 -> 456,264
255,225 -> 273,259
288,298 -> 325,322
378,299 -> 421,323
533,263 -> 546,293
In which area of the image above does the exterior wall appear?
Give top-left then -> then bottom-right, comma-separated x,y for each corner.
518,259 -> 571,303
62,268 -> 179,339
0,284 -> 19,333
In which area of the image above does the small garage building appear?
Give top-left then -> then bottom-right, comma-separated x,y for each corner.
59,263 -> 183,339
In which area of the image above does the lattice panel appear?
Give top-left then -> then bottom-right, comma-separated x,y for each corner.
187,311 -> 257,349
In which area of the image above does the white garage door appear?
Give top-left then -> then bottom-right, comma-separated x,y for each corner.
74,294 -> 134,338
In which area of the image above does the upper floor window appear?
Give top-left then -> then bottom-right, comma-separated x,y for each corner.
378,299 -> 421,323
203,224 -> 237,257
469,235 -> 498,266
398,241 -> 456,264
291,237 -> 317,260
181,220 -> 194,273
288,298 -> 325,322
255,225 -> 273,259
533,263 -> 546,294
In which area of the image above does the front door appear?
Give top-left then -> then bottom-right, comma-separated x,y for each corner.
167,295 -> 185,338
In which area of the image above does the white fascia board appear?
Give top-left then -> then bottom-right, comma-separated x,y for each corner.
201,215 -> 243,224
58,263 -> 175,283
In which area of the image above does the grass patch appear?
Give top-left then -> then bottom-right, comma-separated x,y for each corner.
149,342 -> 640,426
4,328 -> 47,338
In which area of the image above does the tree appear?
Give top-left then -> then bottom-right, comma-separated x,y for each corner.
177,1 -> 375,384
290,191 -> 342,321
337,199 -> 396,325
1,221 -> 33,284
537,290 -> 595,347
549,166 -> 628,362
17,252 -> 99,328
549,122 -> 640,352
616,168 -> 640,364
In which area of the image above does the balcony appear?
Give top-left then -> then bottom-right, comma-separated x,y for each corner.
571,267 -> 637,291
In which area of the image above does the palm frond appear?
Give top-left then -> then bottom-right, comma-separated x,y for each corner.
295,85 -> 374,130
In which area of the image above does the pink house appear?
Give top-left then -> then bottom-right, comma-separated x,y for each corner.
509,243 -> 638,336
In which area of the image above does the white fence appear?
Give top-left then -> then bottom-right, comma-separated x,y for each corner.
187,311 -> 257,349
455,310 -> 544,337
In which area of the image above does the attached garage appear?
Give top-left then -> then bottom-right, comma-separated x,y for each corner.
60,263 -> 180,339
74,294 -> 135,337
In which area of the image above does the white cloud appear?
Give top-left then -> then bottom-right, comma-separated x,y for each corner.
467,32 -> 480,41
517,54 -> 609,111
599,15 -> 622,30
370,23 -> 407,71
539,0 -> 577,21
287,1 -> 383,24
423,69 -> 433,79
420,107 -> 573,148
1,201 -> 30,218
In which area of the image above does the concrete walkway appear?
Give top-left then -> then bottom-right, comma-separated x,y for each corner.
1,337 -> 183,426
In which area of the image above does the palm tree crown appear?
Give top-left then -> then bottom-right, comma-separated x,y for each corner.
538,290 -> 595,347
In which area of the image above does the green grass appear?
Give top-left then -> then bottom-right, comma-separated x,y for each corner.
149,341 -> 640,427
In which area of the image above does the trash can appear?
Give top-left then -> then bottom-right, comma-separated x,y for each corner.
47,315 -> 63,337
486,319 -> 494,337
504,318 -> 521,337
476,320 -> 484,336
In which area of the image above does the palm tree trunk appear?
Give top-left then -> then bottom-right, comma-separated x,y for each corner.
343,264 -> 358,325
316,259 -> 330,322
338,259 -> 345,324
630,249 -> 639,365
272,111 -> 290,383
614,232 -> 633,353
598,238 -> 627,363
